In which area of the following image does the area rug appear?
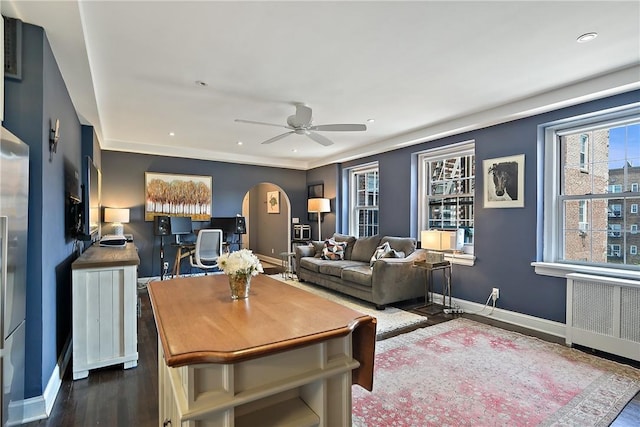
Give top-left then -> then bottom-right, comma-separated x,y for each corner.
268,275 -> 430,340
352,318 -> 640,427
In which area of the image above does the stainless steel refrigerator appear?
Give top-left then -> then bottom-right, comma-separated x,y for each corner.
0,127 -> 28,426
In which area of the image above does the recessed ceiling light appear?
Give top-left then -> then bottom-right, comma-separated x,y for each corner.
367,118 -> 375,123
169,132 -> 175,136
195,80 -> 208,87
577,32 -> 598,43
292,148 -> 298,153
237,141 -> 243,146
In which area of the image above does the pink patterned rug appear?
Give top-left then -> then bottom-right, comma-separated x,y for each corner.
352,318 -> 640,426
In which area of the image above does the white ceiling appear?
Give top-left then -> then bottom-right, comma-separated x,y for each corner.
3,1 -> 639,170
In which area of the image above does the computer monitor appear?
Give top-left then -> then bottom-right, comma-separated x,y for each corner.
170,216 -> 193,243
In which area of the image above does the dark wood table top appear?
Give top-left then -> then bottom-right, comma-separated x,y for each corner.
72,242 -> 139,269
148,274 -> 376,389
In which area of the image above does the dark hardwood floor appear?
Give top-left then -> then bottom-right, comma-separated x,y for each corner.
24,292 -> 158,427
25,284 -> 639,426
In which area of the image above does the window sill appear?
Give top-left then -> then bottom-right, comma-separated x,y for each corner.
531,262 -> 640,280
444,253 -> 475,266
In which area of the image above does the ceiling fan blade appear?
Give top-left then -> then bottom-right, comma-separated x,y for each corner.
235,119 -> 291,129
261,131 -> 295,145
294,104 -> 313,126
306,131 -> 334,146
309,124 -> 367,132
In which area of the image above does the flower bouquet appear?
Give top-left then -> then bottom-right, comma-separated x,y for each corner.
217,249 -> 264,299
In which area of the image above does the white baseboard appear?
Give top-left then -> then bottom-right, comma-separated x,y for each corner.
431,292 -> 566,339
20,335 -> 72,423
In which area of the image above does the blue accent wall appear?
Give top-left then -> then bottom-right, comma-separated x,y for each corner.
100,151 -> 308,277
330,90 -> 640,323
4,23 -> 83,398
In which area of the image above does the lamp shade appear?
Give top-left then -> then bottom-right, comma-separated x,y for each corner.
307,198 -> 330,213
104,208 -> 130,224
421,230 -> 445,250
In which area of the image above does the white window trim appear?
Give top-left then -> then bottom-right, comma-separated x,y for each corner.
417,140 -> 476,266
535,102 -> 640,279
348,162 -> 379,237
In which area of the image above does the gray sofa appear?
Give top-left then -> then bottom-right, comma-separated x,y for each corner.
294,233 -> 427,309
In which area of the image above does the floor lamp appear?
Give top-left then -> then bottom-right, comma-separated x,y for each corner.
308,198 -> 330,241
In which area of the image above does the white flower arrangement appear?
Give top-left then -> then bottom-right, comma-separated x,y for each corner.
217,249 -> 264,278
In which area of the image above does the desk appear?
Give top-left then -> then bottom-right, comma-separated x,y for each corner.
414,260 -> 452,315
71,243 -> 139,379
171,242 -> 195,278
148,274 -> 376,426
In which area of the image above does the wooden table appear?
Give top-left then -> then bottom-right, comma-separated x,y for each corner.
148,274 -> 376,426
71,243 -> 139,379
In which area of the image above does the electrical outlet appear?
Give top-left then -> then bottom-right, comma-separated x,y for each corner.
492,287 -> 500,301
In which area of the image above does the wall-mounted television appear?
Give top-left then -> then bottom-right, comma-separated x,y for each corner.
85,157 -> 101,240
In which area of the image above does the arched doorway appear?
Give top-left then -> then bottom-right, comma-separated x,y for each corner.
241,182 -> 291,263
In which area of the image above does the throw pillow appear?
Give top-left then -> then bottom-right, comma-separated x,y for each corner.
369,242 -> 391,267
351,234 -> 382,262
322,239 -> 347,260
311,240 -> 325,257
382,249 -> 405,259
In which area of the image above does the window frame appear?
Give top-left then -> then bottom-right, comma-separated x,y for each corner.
347,162 -> 379,238
417,140 -> 476,265
536,103 -> 640,278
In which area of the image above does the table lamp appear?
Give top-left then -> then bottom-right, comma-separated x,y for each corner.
104,208 -> 130,236
307,198 -> 330,240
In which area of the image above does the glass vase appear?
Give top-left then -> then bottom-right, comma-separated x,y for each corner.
228,274 -> 251,300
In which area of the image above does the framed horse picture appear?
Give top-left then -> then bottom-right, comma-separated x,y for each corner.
483,154 -> 525,208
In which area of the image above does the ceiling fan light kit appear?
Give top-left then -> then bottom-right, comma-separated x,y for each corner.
235,104 -> 367,146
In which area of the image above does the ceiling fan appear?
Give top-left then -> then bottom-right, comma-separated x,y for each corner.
235,104 -> 366,146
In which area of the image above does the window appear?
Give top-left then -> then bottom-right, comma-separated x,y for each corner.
631,245 -> 638,255
418,141 -> 475,246
608,223 -> 622,237
348,163 -> 379,237
608,204 -> 622,217
607,244 -> 622,257
579,134 -> 589,171
541,105 -> 640,269
608,184 -> 623,193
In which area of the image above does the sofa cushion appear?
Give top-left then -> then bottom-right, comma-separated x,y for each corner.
380,236 -> 416,256
351,234 -> 382,262
341,265 -> 373,287
321,239 -> 347,260
299,257 -> 325,273
369,242 -> 391,267
311,240 -> 325,257
318,260 -> 363,278
331,233 -> 357,260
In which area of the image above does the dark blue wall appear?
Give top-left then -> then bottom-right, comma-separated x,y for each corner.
100,151 -> 307,277
4,23 -> 82,398
328,90 -> 640,323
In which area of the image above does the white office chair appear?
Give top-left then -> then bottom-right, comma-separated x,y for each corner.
189,229 -> 223,275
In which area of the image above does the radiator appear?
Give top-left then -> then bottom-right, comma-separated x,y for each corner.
566,273 -> 640,361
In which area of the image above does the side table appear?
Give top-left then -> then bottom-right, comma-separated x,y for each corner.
279,251 -> 296,280
413,259 -> 452,315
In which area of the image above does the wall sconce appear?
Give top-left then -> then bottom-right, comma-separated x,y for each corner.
49,118 -> 60,160
307,198 -> 330,240
104,208 -> 130,236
